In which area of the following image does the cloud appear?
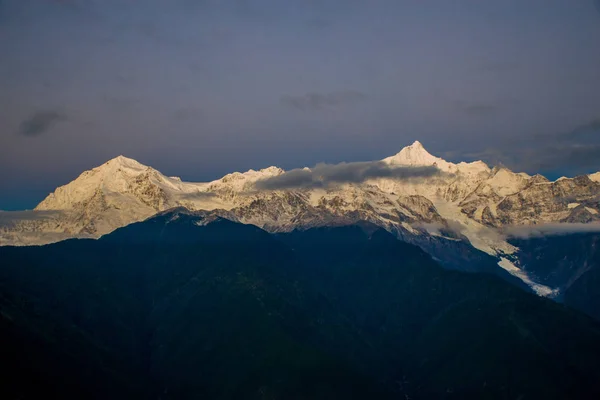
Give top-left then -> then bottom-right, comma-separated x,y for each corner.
306,18 -> 332,30
254,161 -> 443,190
476,61 -> 519,73
462,104 -> 496,116
504,222 -> 600,238
176,191 -> 217,201
577,118 -> 600,131
527,145 -> 600,172
412,221 -> 462,236
0,210 -> 65,226
532,118 -> 600,144
172,107 -> 203,121
464,145 -> 600,175
102,95 -> 140,112
517,117 -> 600,172
413,219 -> 600,244
280,91 -> 366,111
413,220 -> 506,243
450,117 -> 600,174
18,110 -> 67,137
559,118 -> 600,142
453,100 -> 497,116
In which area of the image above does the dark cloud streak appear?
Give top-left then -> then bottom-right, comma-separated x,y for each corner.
460,103 -> 497,116
255,161 -> 443,190
504,222 -> 600,238
451,117 -> 600,174
18,110 -> 67,137
476,61 -> 519,73
528,145 -> 600,172
0,210 -> 65,225
281,91 -> 366,111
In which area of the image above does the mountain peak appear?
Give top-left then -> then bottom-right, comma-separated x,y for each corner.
395,141 -> 436,162
383,140 -> 448,167
410,140 -> 425,149
103,155 -> 146,170
111,154 -> 133,163
34,155 -> 159,212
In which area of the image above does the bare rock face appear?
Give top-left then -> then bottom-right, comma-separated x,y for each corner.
561,205 -> 600,224
397,195 -> 444,223
481,206 -> 499,227
495,176 -> 600,225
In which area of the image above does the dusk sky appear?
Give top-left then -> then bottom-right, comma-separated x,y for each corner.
1,0 -> 600,209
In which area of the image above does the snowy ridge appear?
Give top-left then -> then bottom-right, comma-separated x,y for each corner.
4,141 -> 600,296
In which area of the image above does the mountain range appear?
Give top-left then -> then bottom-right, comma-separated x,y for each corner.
3,143 -> 600,398
2,210 -> 600,399
3,141 -> 600,299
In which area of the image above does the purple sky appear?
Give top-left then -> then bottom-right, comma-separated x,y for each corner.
1,0 -> 600,209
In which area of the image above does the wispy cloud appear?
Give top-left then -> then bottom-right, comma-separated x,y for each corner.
280,91 -> 366,111
527,145 -> 600,172
449,117 -> 600,174
176,191 -> 217,201
254,161 -> 443,190
172,107 -> 203,121
454,101 -> 497,116
553,118 -> 600,143
475,61 -> 519,74
451,97 -> 520,117
18,110 -> 67,137
504,222 -> 600,238
0,210 -> 65,226
413,219 -> 600,242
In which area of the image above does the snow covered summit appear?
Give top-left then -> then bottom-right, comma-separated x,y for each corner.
384,140 -> 450,168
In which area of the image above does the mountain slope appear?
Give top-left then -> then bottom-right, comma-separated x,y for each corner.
509,233 -> 600,320
1,211 -> 600,399
0,213 -> 389,399
3,141 -> 600,295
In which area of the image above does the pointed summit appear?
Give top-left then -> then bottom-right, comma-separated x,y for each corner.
383,140 -> 450,168
110,155 -> 134,163
101,155 -> 147,171
35,155 -> 160,212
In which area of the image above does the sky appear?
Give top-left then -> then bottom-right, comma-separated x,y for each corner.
1,0 -> 600,209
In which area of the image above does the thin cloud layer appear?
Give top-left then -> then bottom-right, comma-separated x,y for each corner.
0,210 -> 65,226
176,191 -> 217,201
281,91 -> 366,111
453,100 -> 497,117
254,161 -> 442,190
504,222 -> 600,238
452,117 -> 600,175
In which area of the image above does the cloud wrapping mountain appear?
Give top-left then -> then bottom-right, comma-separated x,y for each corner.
254,161 -> 442,190
504,222 -> 600,238
4,141 -> 600,297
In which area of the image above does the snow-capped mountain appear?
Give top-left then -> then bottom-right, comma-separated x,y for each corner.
3,141 -> 600,296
